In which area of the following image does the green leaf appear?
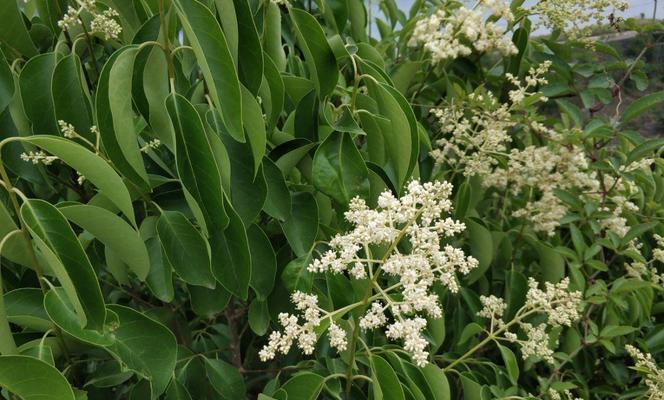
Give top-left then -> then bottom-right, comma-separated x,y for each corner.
0,49 -> 14,114
0,355 -> 75,400
622,91 -> 664,124
4,288 -> 51,332
241,85 -> 267,176
312,131 -> 370,205
145,237 -> 174,302
157,210 -> 215,288
289,8 -> 339,98
621,221 -> 659,247
498,344 -> 519,384
364,80 -> 418,190
189,285 -> 231,318
59,204 -> 149,281
21,199 -> 106,330
458,322 -> 484,345
625,138 -> 664,165
52,55 -> 93,141
248,224 -> 277,299
261,54 -> 285,133
460,373 -> 486,400
262,2 -> 286,71
210,203 -> 251,300
233,0 -> 264,95
464,220 -> 493,284
281,254 -> 314,292
262,157 -> 291,221
420,364 -> 450,400
248,298 -> 270,335
0,2 -> 38,57
165,379 -> 193,400
96,46 -> 150,191
107,305 -> 177,397
166,93 -> 228,231
282,192 -> 319,257
281,372 -> 325,400
371,354 -> 405,400
600,325 -> 638,338
537,241 -> 565,283
19,135 -> 136,225
203,357 -> 246,399
20,53 -> 57,134
44,288 -> 114,346
173,0 -> 243,140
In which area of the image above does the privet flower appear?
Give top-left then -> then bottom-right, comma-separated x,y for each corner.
529,0 -> 628,40
20,151 -> 58,165
58,0 -> 122,40
140,139 -> 161,153
625,345 -> 664,399
261,180 -> 478,367
477,277 -> 583,364
409,0 -> 517,64
430,63 -> 551,178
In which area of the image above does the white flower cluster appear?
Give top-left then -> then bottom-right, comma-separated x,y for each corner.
430,92 -> 514,177
261,180 -> 478,367
430,63 -> 551,178
625,345 -> 664,400
654,234 -> 664,264
505,61 -> 552,104
529,0 -> 628,40
58,0 -> 122,40
20,151 -> 58,165
484,145 -> 601,236
140,139 -> 161,153
258,291 -> 324,361
408,0 -> 517,64
478,278 -> 582,364
58,120 -> 77,139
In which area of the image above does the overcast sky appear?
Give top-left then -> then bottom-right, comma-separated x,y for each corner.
384,0 -> 661,32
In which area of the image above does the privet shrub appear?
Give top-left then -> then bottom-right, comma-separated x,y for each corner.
0,0 -> 663,399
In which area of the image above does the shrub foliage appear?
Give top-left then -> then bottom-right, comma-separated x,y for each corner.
0,0 -> 663,399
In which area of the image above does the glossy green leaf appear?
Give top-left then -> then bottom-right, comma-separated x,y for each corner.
59,203 -> 149,281
18,135 -> 136,224
96,46 -> 150,190
167,93 -> 229,231
173,0 -> 243,140
464,220 -> 494,284
262,157 -> 291,221
312,131 -> 370,205
233,0 -> 264,94
107,305 -> 177,397
4,288 -> 51,332
248,224 -> 277,299
290,8 -> 339,98
0,2 -> 38,57
204,357 -> 246,399
189,284 -> 230,318
20,53 -> 57,134
498,344 -> 519,384
622,91 -> 664,124
157,210 -> 215,288
281,372 -> 325,400
210,203 -> 251,300
371,354 -> 405,400
145,237 -> 175,302
282,192 -> 318,257
52,55 -> 93,140
0,355 -> 75,400
21,199 -> 106,330
44,288 -> 114,346
420,364 -> 450,400
241,85 -> 267,176
0,49 -> 15,113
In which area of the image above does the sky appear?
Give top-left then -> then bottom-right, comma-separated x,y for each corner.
382,0 -> 661,33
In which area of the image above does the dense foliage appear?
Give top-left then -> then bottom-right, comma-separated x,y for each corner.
0,0 -> 663,399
